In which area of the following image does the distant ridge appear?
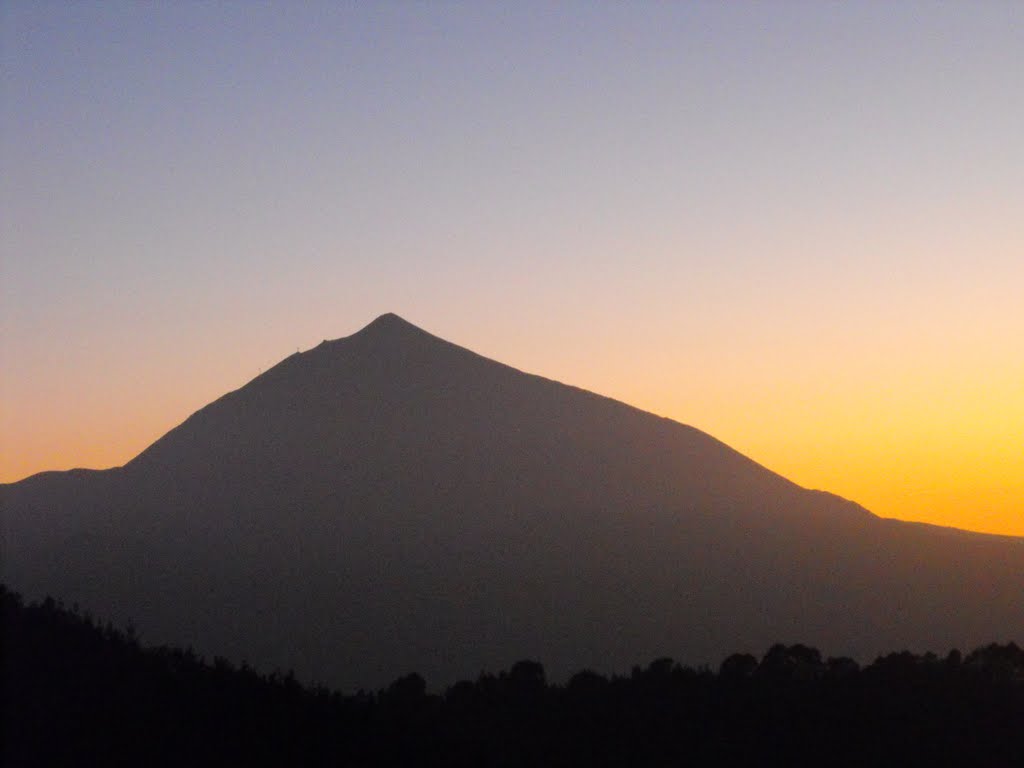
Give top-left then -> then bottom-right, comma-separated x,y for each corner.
2,313 -> 1021,690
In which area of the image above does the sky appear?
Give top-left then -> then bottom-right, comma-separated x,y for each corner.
2,2 -> 1022,535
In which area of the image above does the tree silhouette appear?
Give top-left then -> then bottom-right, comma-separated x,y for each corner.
3,584 -> 1023,767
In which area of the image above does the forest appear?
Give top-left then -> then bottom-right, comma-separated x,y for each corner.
3,584 -> 1023,767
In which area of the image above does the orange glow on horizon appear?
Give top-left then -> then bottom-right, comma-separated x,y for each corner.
4,340 -> 1022,539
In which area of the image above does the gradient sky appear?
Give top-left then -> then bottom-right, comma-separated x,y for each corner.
2,2 -> 1022,535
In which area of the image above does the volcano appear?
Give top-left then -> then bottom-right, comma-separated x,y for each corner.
2,313 -> 1021,690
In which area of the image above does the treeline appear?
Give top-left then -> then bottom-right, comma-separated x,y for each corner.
3,585 -> 1023,767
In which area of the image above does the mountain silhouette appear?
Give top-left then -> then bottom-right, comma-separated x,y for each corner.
2,313 -> 1021,690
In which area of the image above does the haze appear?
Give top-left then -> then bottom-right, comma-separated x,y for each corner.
2,3 -> 1022,535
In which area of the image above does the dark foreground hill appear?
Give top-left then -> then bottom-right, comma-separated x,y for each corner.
4,586 -> 1024,768
1,314 -> 1022,690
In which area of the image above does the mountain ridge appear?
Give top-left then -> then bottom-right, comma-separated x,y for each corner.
2,313 -> 1021,690
8,312 -> 1012,540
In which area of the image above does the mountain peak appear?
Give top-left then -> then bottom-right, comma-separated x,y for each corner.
308,312 -> 447,361
354,312 -> 427,340
365,312 -> 414,329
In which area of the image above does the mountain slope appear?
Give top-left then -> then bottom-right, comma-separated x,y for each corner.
2,313 -> 1021,690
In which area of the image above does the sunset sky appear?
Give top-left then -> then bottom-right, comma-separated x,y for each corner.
2,3 -> 1022,535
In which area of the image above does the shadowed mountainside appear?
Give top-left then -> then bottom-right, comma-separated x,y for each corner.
2,313 -> 1022,690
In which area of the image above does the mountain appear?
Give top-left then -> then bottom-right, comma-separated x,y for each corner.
2,313 -> 1022,690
